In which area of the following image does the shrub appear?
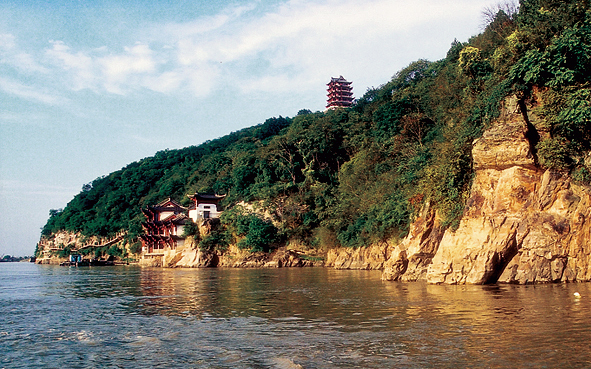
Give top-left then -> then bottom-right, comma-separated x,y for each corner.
537,137 -> 572,170
237,216 -> 278,253
572,166 -> 591,185
106,244 -> 123,258
182,221 -> 199,237
199,229 -> 229,252
129,241 -> 142,255
56,244 -> 71,258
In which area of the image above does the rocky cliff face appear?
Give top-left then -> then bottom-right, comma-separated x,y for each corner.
36,230 -> 131,265
324,243 -> 394,270
35,231 -> 81,264
383,96 -> 591,284
140,243 -> 323,268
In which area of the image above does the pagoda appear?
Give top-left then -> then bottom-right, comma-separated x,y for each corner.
326,76 -> 354,109
139,194 -> 226,257
140,198 -> 190,254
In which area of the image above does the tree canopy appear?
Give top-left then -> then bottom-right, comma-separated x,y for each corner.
42,0 -> 591,251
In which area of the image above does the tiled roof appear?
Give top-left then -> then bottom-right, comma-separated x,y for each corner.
188,193 -> 226,201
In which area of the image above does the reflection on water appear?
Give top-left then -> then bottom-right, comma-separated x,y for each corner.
2,263 -> 591,368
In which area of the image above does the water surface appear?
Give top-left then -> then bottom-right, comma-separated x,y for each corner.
2,263 -> 591,368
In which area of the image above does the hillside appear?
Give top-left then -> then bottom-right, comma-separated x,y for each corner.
38,1 -> 591,281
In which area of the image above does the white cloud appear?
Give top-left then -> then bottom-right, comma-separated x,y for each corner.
0,33 -> 48,73
46,41 -> 97,90
158,0 -> 489,95
47,41 -> 164,94
141,71 -> 183,93
0,76 -> 67,105
17,0 -> 489,98
217,0 -> 487,91
181,65 -> 221,97
99,43 -> 158,94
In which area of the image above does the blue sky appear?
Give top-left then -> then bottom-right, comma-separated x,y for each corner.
1,0 -> 494,256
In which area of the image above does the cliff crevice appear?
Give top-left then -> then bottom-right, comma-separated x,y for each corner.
383,94 -> 591,284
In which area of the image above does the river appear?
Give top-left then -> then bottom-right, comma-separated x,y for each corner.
1,262 -> 591,368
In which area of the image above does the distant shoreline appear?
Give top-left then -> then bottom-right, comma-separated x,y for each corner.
0,256 -> 35,263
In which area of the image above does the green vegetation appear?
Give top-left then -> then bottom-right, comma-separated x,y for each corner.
221,207 -> 279,252
42,0 -> 591,251
55,244 -> 72,258
182,221 -> 200,238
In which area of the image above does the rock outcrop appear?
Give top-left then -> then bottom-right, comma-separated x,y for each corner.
383,95 -> 591,284
325,243 -> 394,270
219,246 -> 321,268
36,231 -> 128,264
141,240 -> 323,268
382,203 -> 445,281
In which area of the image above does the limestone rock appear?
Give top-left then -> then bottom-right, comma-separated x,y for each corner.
325,243 -> 393,270
175,249 -> 218,268
265,249 -> 319,267
382,94 -> 591,284
36,230 -> 129,265
382,203 -> 445,281
472,98 -> 536,171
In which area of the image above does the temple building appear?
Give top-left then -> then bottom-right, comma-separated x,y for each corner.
326,76 -> 354,109
140,198 -> 191,254
188,193 -> 226,222
140,194 -> 226,255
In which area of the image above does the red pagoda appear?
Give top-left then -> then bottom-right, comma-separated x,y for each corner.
140,198 -> 190,254
326,76 -> 354,109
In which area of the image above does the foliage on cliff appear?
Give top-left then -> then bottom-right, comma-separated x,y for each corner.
42,0 -> 591,251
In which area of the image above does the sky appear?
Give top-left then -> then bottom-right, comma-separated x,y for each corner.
0,0 -> 495,257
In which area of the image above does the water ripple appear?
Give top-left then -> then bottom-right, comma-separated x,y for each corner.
3,264 -> 591,368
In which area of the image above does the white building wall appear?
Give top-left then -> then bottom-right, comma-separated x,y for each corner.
189,203 -> 221,222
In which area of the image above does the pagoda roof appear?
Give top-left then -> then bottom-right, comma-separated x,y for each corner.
327,76 -> 352,85
155,198 -> 187,209
149,212 -> 190,224
143,198 -> 188,216
160,213 -> 176,222
171,213 -> 190,224
188,193 -> 226,202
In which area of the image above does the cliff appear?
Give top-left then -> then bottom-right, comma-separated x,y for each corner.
324,243 -> 395,270
383,95 -> 591,284
36,231 -> 130,264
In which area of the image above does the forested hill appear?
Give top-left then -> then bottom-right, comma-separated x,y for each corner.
41,0 -> 591,253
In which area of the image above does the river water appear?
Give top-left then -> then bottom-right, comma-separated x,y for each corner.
2,263 -> 591,368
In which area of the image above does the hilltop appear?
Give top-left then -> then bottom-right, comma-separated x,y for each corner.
37,0 -> 591,283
